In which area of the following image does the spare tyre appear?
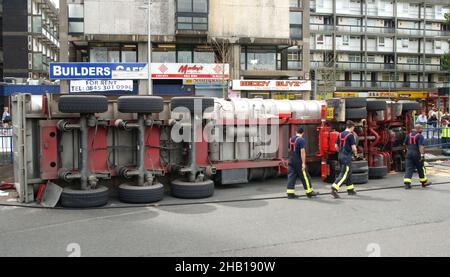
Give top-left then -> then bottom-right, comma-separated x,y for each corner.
60,186 -> 109,208
367,100 -> 387,111
352,160 -> 369,174
401,102 -> 421,112
346,108 -> 367,120
369,166 -> 388,179
353,172 -> 369,185
118,96 -> 164,114
345,98 -> 367,108
59,95 -> 108,114
171,97 -> 214,113
171,179 -> 214,199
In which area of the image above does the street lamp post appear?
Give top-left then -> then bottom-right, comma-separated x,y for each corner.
147,0 -> 153,95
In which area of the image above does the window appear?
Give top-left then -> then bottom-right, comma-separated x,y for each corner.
290,0 -> 302,8
290,12 -> 302,39
176,0 -> 208,30
241,46 -> 277,71
402,39 -> 409,48
68,4 -> 84,34
343,35 -> 349,46
435,40 -> 442,50
407,57 -> 418,64
287,47 -> 302,70
349,54 -> 361,62
194,50 -> 215,63
365,55 -> 375,63
378,37 -> 385,47
152,50 -> 176,63
89,44 -> 137,63
317,35 -> 324,45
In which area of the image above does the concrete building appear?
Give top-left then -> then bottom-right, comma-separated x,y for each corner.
1,0 -> 60,83
62,0 -> 311,99
310,0 -> 450,96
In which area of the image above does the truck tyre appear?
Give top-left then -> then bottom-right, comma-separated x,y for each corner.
345,98 -> 367,108
118,96 -> 164,114
346,108 -> 367,120
171,97 -> 214,113
60,186 -> 109,208
352,160 -> 369,174
369,166 -> 388,179
118,183 -> 164,204
59,95 -> 108,114
367,100 -> 387,111
401,102 -> 421,112
353,172 -> 369,185
171,179 -> 214,199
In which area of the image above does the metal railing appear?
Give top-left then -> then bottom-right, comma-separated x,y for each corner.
420,127 -> 450,149
0,127 -> 13,165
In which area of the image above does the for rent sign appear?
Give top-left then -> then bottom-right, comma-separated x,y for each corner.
70,80 -> 134,93
232,80 -> 311,91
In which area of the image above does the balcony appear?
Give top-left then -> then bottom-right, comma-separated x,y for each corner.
336,81 -> 440,90
310,24 -> 334,33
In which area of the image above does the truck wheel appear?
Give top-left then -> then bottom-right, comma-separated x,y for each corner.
118,183 -> 164,204
346,108 -> 367,120
345,98 -> 367,108
59,95 -> 108,114
367,100 -> 387,111
401,102 -> 421,112
60,186 -> 109,208
171,97 -> 214,113
353,172 -> 369,185
369,166 -> 388,179
118,96 -> 164,114
171,179 -> 214,199
352,160 -> 369,174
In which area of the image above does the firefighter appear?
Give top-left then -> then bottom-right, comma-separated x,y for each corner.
286,127 -> 319,199
331,120 -> 358,199
404,124 -> 432,189
442,119 -> 450,149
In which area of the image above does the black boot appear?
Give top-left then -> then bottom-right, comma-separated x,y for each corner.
331,188 -> 340,199
306,191 -> 320,199
347,189 -> 357,196
405,183 -> 412,190
422,182 -> 432,188
287,193 -> 300,199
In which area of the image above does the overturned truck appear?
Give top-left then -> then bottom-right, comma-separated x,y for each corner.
11,94 -> 420,207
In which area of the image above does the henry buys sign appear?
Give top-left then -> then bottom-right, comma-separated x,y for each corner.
50,62 -> 229,80
70,80 -> 133,93
232,80 -> 311,91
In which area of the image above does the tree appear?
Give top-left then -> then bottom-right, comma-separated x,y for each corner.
209,38 -> 232,99
443,13 -> 450,72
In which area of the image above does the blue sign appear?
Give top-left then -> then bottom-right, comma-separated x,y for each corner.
49,63 -> 146,80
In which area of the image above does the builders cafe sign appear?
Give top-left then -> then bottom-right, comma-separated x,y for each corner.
49,63 -> 230,80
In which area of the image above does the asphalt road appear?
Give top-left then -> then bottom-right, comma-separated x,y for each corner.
0,170 -> 449,257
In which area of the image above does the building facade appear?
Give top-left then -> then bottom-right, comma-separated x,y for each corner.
62,0 -> 311,99
310,0 -> 450,96
60,0 -> 450,99
1,0 -> 60,83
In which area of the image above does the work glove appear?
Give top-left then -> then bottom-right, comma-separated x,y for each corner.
419,155 -> 426,163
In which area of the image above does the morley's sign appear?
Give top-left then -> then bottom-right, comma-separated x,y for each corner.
50,63 -> 230,80
232,80 -> 311,91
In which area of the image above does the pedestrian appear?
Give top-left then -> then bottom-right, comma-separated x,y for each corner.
442,109 -> 450,121
331,120 -> 358,199
404,124 -> 432,189
2,107 -> 11,129
441,120 -> 450,149
416,110 -> 427,128
286,127 -> 319,199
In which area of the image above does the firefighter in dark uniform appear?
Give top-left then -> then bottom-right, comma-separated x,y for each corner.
286,127 -> 319,199
331,121 -> 358,199
404,124 -> 432,189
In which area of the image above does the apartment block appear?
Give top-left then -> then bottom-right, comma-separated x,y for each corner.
2,0 -> 60,83
310,0 -> 450,92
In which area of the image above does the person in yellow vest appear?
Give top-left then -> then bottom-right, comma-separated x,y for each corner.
442,120 -> 450,149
